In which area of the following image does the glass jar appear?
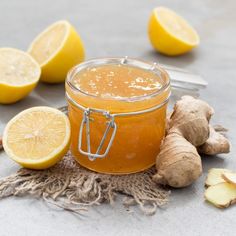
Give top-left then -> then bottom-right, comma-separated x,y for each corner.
66,57 -> 171,174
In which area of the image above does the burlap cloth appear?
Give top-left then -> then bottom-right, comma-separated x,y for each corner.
0,107 -> 170,215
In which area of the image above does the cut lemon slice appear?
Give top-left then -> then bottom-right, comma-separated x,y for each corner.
0,48 -> 41,104
148,7 -> 200,56
3,107 -> 71,169
28,20 -> 85,83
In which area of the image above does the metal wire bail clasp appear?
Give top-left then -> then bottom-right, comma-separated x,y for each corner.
78,108 -> 117,161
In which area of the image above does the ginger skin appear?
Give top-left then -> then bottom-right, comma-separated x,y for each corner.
0,136 -> 2,150
153,96 -> 230,188
153,132 -> 202,187
198,125 -> 230,155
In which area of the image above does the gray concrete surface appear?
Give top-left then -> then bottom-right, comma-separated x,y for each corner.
0,0 -> 236,235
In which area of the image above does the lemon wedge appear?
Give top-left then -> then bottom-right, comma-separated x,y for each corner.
148,7 -> 200,56
0,48 -> 41,104
28,20 -> 85,83
3,107 -> 71,169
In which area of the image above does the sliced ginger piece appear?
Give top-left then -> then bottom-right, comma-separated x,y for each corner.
222,172 -> 236,186
205,182 -> 236,208
205,168 -> 232,187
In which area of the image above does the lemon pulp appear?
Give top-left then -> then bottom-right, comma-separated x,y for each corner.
28,20 -> 85,83
0,48 -> 40,85
0,48 -> 41,104
29,22 -> 68,66
156,7 -> 199,45
3,107 -> 71,169
148,7 -> 200,56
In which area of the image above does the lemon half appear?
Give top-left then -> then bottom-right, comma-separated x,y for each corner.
148,7 -> 200,56
3,107 -> 71,169
28,20 -> 85,83
0,48 -> 41,104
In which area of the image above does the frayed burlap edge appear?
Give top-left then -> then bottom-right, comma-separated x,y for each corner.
0,152 -> 170,215
0,106 -> 170,215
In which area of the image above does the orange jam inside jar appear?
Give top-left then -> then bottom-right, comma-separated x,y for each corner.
66,58 -> 171,174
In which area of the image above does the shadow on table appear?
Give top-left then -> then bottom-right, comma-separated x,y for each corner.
166,154 -> 227,209
0,82 -> 65,125
34,82 -> 65,105
0,95 -> 47,124
201,154 -> 227,174
140,48 -> 199,68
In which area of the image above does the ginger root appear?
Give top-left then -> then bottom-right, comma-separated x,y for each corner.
153,132 -> 202,187
153,96 -> 230,188
198,125 -> 230,155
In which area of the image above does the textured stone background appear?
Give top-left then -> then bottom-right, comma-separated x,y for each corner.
0,0 -> 235,235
